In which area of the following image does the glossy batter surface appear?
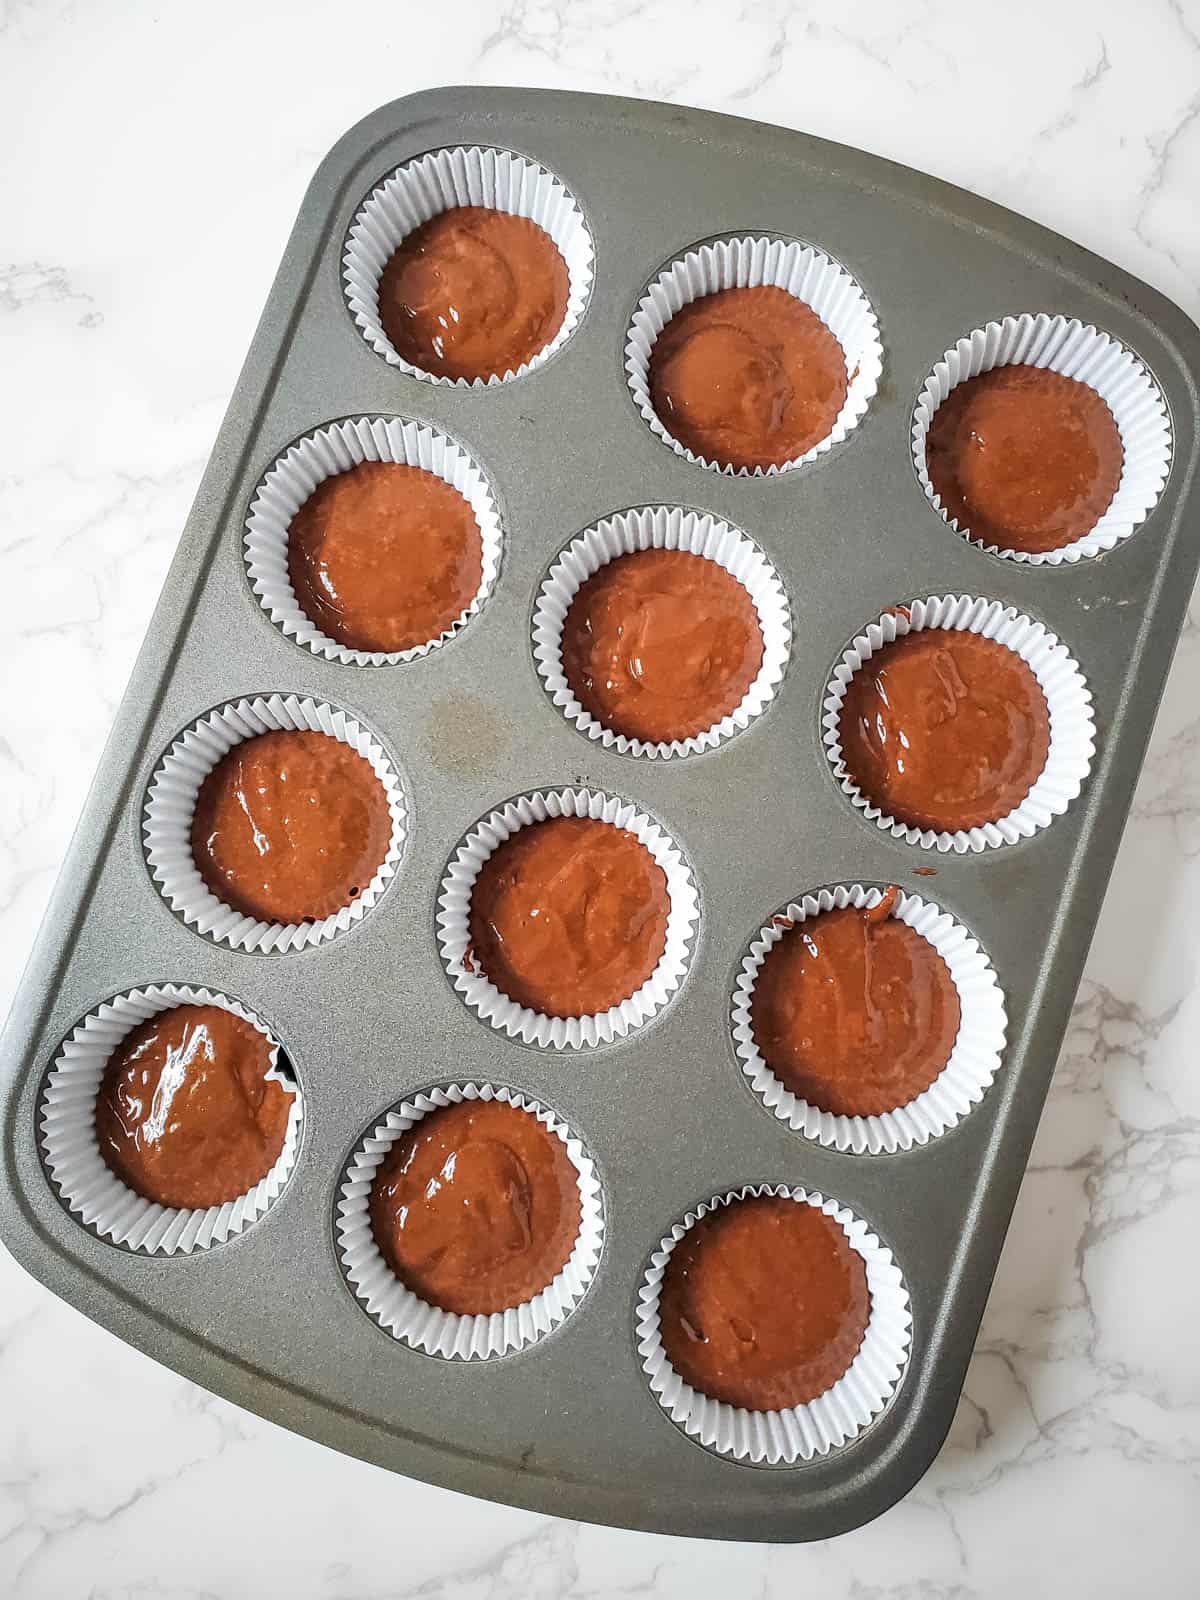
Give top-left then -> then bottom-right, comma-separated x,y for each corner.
926,365 -> 1123,553
467,816 -> 670,1017
659,1195 -> 870,1410
648,286 -> 847,470
837,630 -> 1051,833
369,1098 -> 581,1315
751,888 -> 961,1116
95,1005 -> 292,1210
560,549 -> 764,742
191,730 -> 391,924
378,206 -> 569,381
288,462 -> 483,652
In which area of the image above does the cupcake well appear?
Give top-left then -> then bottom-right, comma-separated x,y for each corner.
344,145 -> 594,386
437,788 -> 699,1049
823,595 -> 1096,853
533,505 -> 791,759
143,694 -> 407,953
732,884 -> 1007,1154
636,1184 -> 911,1464
335,1082 -> 603,1359
244,415 -> 502,666
40,985 -> 301,1255
625,235 -> 882,476
912,313 -> 1172,563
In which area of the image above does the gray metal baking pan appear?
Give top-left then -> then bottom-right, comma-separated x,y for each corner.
2,87 -> 1198,1542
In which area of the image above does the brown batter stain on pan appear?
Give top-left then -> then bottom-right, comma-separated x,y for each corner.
424,693 -> 511,780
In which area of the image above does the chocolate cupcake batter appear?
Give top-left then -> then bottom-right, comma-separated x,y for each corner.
191,730 -> 391,924
659,1195 -> 869,1410
926,365 -> 1123,553
288,462 -> 483,653
560,549 -> 765,743
378,206 -> 569,382
369,1098 -> 581,1315
751,888 -> 961,1117
837,629 -> 1051,833
648,286 -> 848,471
95,1005 -> 292,1210
468,816 -> 670,1017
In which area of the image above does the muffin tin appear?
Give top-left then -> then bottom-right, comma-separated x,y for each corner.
2,87 -> 1199,1542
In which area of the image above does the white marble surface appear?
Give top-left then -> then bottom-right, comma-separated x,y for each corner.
2,0 -> 1199,1593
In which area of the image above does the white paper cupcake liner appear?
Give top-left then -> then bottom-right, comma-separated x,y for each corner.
636,1184 -> 911,1464
40,984 -> 301,1255
732,884 -> 1006,1154
912,313 -> 1172,564
437,788 -> 699,1049
344,145 -> 594,386
335,1082 -> 604,1359
624,235 -> 882,477
823,595 -> 1095,854
144,694 -> 407,953
532,505 -> 791,759
244,415 -> 503,666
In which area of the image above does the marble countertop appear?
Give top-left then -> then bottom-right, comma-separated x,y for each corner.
2,1 -> 1199,1594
